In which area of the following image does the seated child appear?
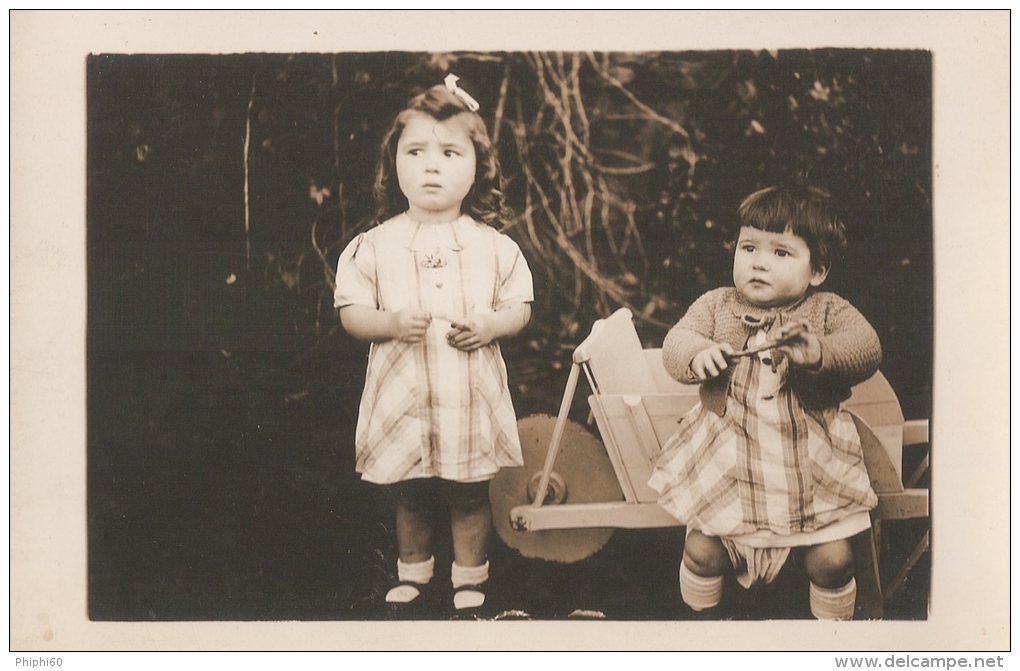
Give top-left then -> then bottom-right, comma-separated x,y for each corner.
648,185 -> 881,620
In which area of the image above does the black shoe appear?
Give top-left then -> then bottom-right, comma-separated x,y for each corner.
451,582 -> 493,621
384,580 -> 437,620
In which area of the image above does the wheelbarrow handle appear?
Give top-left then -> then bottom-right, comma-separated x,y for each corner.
531,361 -> 583,510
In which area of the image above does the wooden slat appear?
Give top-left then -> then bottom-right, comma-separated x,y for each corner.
845,400 -> 906,429
884,531 -> 930,600
902,419 -> 930,446
847,374 -> 907,479
618,393 -> 697,443
851,528 -> 885,619
589,396 -> 660,503
589,396 -> 640,503
905,455 -> 929,489
852,412 -> 905,494
874,489 -> 928,520
846,373 -> 903,416
511,501 -> 682,531
624,395 -> 664,466
589,392 -> 700,503
574,308 -> 658,396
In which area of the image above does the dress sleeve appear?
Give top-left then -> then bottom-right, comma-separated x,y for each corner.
333,233 -> 379,309
661,290 -> 722,385
493,235 -> 534,308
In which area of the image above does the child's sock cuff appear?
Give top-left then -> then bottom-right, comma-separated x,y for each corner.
809,578 -> 857,620
680,562 -> 723,612
451,561 -> 489,589
397,556 -> 435,584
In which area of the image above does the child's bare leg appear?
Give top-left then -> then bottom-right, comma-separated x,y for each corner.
444,480 -> 492,566
683,529 -> 730,576
443,480 -> 492,611
803,539 -> 854,587
395,495 -> 435,563
803,539 -> 856,619
680,530 -> 729,612
387,479 -> 437,605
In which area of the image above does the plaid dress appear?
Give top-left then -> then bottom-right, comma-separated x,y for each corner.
334,214 -> 533,484
648,327 -> 878,540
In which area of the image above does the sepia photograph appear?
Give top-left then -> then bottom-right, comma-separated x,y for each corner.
10,10 -> 1010,653
84,46 -> 932,624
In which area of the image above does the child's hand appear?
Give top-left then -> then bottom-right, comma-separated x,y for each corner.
446,315 -> 496,351
391,308 -> 432,343
773,321 -> 823,370
691,343 -> 736,380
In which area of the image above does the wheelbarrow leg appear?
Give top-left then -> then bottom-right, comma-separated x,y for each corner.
851,527 -> 885,619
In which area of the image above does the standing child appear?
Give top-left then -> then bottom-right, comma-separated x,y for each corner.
334,75 -> 533,618
648,185 -> 881,620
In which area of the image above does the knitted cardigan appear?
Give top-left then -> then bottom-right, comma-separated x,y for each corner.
662,288 -> 882,416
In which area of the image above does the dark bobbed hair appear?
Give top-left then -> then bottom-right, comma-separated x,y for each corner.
737,185 -> 847,272
373,84 -> 512,227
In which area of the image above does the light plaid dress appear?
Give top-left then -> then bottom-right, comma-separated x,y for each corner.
649,328 -> 878,541
334,214 -> 534,484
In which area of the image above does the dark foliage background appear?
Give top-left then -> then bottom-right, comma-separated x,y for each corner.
87,50 -> 931,621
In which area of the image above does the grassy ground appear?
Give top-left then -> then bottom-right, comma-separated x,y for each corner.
87,345 -> 929,622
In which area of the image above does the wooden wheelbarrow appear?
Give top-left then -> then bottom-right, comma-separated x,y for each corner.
490,308 -> 929,618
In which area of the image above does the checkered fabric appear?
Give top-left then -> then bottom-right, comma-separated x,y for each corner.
649,328 -> 878,538
334,214 -> 534,484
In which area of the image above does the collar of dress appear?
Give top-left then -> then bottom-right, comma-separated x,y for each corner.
729,290 -> 810,333
403,213 -> 469,252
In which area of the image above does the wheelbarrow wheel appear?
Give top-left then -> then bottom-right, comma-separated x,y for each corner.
490,414 -> 624,563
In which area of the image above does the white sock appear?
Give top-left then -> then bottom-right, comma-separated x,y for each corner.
680,561 -> 724,611
385,556 -> 434,604
810,578 -> 857,620
451,561 -> 489,610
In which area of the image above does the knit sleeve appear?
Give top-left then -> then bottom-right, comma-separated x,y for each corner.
811,294 -> 883,387
661,289 -> 724,385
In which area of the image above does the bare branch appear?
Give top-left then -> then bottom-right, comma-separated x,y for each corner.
243,74 -> 255,272
491,62 -> 510,147
585,51 -> 698,182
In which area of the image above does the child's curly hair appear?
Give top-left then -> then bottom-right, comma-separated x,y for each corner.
737,184 -> 847,272
373,83 -> 513,228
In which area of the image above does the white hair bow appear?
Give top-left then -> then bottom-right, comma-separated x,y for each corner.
444,74 -> 480,112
